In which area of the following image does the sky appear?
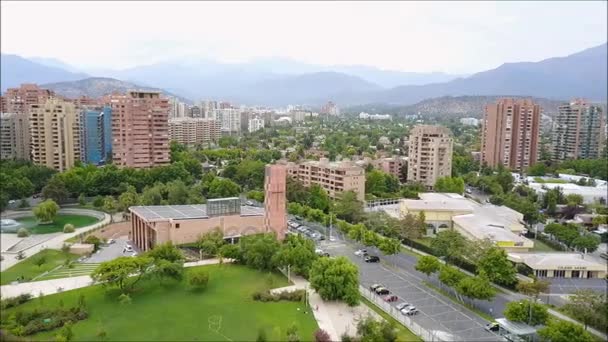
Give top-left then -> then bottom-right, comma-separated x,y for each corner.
1,1 -> 607,74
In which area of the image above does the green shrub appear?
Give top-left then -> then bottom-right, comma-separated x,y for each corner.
251,290 -> 305,302
0,294 -> 32,310
83,235 -> 102,250
63,224 -> 75,233
188,269 -> 209,290
16,228 -> 29,238
1,306 -> 87,336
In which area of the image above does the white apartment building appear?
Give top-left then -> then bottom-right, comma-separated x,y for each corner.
248,117 -> 265,133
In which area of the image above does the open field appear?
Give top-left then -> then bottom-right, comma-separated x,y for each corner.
0,249 -> 79,285
5,264 -> 318,341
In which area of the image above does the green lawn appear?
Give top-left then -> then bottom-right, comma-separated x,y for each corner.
36,263 -> 100,281
360,297 -> 422,341
531,239 -> 560,252
533,177 -> 568,184
0,249 -> 79,285
16,214 -> 99,234
6,264 -> 318,341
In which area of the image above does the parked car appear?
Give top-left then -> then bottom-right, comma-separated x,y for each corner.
124,245 -> 134,253
364,255 -> 380,263
396,302 -> 411,311
485,322 -> 499,332
246,201 -> 253,206
295,216 -> 303,221
107,239 -> 116,244
32,193 -> 42,199
375,287 -> 390,295
401,306 -> 419,315
383,295 -> 398,302
369,284 -> 383,291
354,249 -> 367,256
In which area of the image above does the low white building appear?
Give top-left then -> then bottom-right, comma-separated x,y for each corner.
359,112 -> 392,120
459,117 -> 480,126
527,180 -> 608,205
508,252 -> 607,279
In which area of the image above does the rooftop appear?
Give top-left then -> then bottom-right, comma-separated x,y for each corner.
453,214 -> 530,244
508,252 -> 607,270
130,204 -> 264,221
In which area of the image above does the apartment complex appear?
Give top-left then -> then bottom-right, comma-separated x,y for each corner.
374,157 -> 408,182
81,106 -> 112,165
248,117 -> 265,133
283,158 -> 366,201
407,125 -> 453,188
481,98 -> 541,171
552,99 -> 606,161
216,108 -> 241,134
168,117 -> 220,146
29,98 -> 81,171
1,84 -> 54,114
129,164 -> 287,251
111,91 -> 170,168
0,113 -> 30,160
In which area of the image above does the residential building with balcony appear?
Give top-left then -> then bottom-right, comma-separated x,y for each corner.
407,125 -> 453,188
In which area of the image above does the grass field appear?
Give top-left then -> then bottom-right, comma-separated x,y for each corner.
360,297 -> 422,341
35,263 -> 100,281
7,264 -> 318,341
533,177 -> 568,184
16,214 -> 99,234
0,249 -> 79,285
531,239 -> 560,252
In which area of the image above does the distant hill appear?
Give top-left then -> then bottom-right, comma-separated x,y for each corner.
395,95 -> 566,117
1,54 -> 88,91
360,43 -> 607,106
41,77 -> 190,102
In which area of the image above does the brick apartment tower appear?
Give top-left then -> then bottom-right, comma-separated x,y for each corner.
552,99 -> 606,161
110,91 -> 170,168
1,84 -> 54,115
264,164 -> 287,240
407,125 -> 453,188
481,98 -> 541,171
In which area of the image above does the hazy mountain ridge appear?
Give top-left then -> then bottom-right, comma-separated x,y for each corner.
1,54 -> 89,91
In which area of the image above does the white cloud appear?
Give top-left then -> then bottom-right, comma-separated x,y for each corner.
1,1 -> 606,73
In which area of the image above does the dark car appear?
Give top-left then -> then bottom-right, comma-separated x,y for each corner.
294,216 -> 303,221
364,255 -> 380,263
375,287 -> 390,295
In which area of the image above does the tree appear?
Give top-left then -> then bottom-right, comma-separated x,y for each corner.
309,256 -> 359,306
286,323 -> 300,342
366,170 -> 388,196
378,238 -> 401,265
92,195 -> 105,208
256,328 -> 267,342
516,277 -> 550,300
188,269 -> 209,290
415,255 -> 441,278
33,254 -> 47,268
42,177 -> 68,203
503,300 -> 549,326
197,228 -> 225,257
246,190 -> 264,203
207,178 -> 241,199
347,223 -> 366,242
434,176 -> 465,194
17,227 -> 30,237
77,193 -> 86,206
308,184 -> 330,212
240,233 -> 280,271
146,242 -> 184,284
537,320 -> 595,342
141,184 -> 164,205
91,256 -> 153,291
477,247 -> 517,286
102,196 -> 118,220
118,186 -> 140,212
396,213 -> 425,242
527,163 -> 547,176
455,273 -> 496,304
565,194 -> 584,206
314,329 -> 331,342
273,234 -> 318,277
167,180 -> 189,205
287,178 -> 310,205
571,234 -> 601,253
33,199 -> 60,224
57,321 -> 74,342
563,289 -> 607,331
333,190 -> 364,223
219,243 -> 241,261
430,230 -> 467,263
438,265 -> 466,288
361,229 -> 379,247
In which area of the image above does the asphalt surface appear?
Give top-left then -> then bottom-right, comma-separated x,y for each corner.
83,237 -> 133,263
319,238 -> 503,341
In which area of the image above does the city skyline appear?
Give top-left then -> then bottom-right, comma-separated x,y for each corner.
1,1 -> 606,74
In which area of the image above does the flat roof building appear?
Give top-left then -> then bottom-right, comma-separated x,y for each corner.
168,117 -> 220,146
283,158 -> 366,201
508,252 -> 607,279
400,193 -> 532,252
129,164 -> 287,251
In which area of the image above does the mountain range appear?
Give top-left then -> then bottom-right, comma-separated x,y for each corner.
1,42 -> 606,107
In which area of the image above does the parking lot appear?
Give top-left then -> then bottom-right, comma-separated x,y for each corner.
320,239 -> 503,342
83,236 -> 134,263
545,277 -> 607,295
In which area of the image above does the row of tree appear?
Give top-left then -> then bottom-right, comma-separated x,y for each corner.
543,223 -> 601,253
527,158 -> 608,181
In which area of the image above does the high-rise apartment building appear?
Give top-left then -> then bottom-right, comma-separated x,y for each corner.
111,91 -> 170,168
407,125 -> 453,188
481,99 -> 541,171
283,158 -> 366,201
168,117 -> 221,146
0,113 -> 30,160
29,98 -> 81,171
216,108 -> 241,135
81,106 -> 112,165
248,117 -> 265,133
1,84 -> 54,114
201,100 -> 218,119
321,101 -> 340,116
552,99 -> 606,161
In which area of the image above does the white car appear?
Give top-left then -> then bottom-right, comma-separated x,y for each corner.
131,252 -> 138,257
329,236 -> 336,242
124,245 -> 134,253
396,302 -> 411,311
107,239 -> 116,244
401,306 -> 419,315
354,249 -> 367,256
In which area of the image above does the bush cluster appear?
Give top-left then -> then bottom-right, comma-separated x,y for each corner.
1,306 -> 88,336
251,289 -> 305,302
0,294 -> 32,310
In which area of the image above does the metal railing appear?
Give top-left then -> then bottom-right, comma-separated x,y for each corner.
360,285 -> 446,342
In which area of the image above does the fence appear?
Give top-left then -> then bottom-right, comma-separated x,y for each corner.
360,285 -> 446,342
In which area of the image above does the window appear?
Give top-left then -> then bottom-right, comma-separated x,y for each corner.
554,270 -> 566,278
175,223 -> 180,229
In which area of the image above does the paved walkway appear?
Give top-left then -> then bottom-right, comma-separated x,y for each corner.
1,209 -> 112,272
271,274 -> 380,341
0,257 -> 232,299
